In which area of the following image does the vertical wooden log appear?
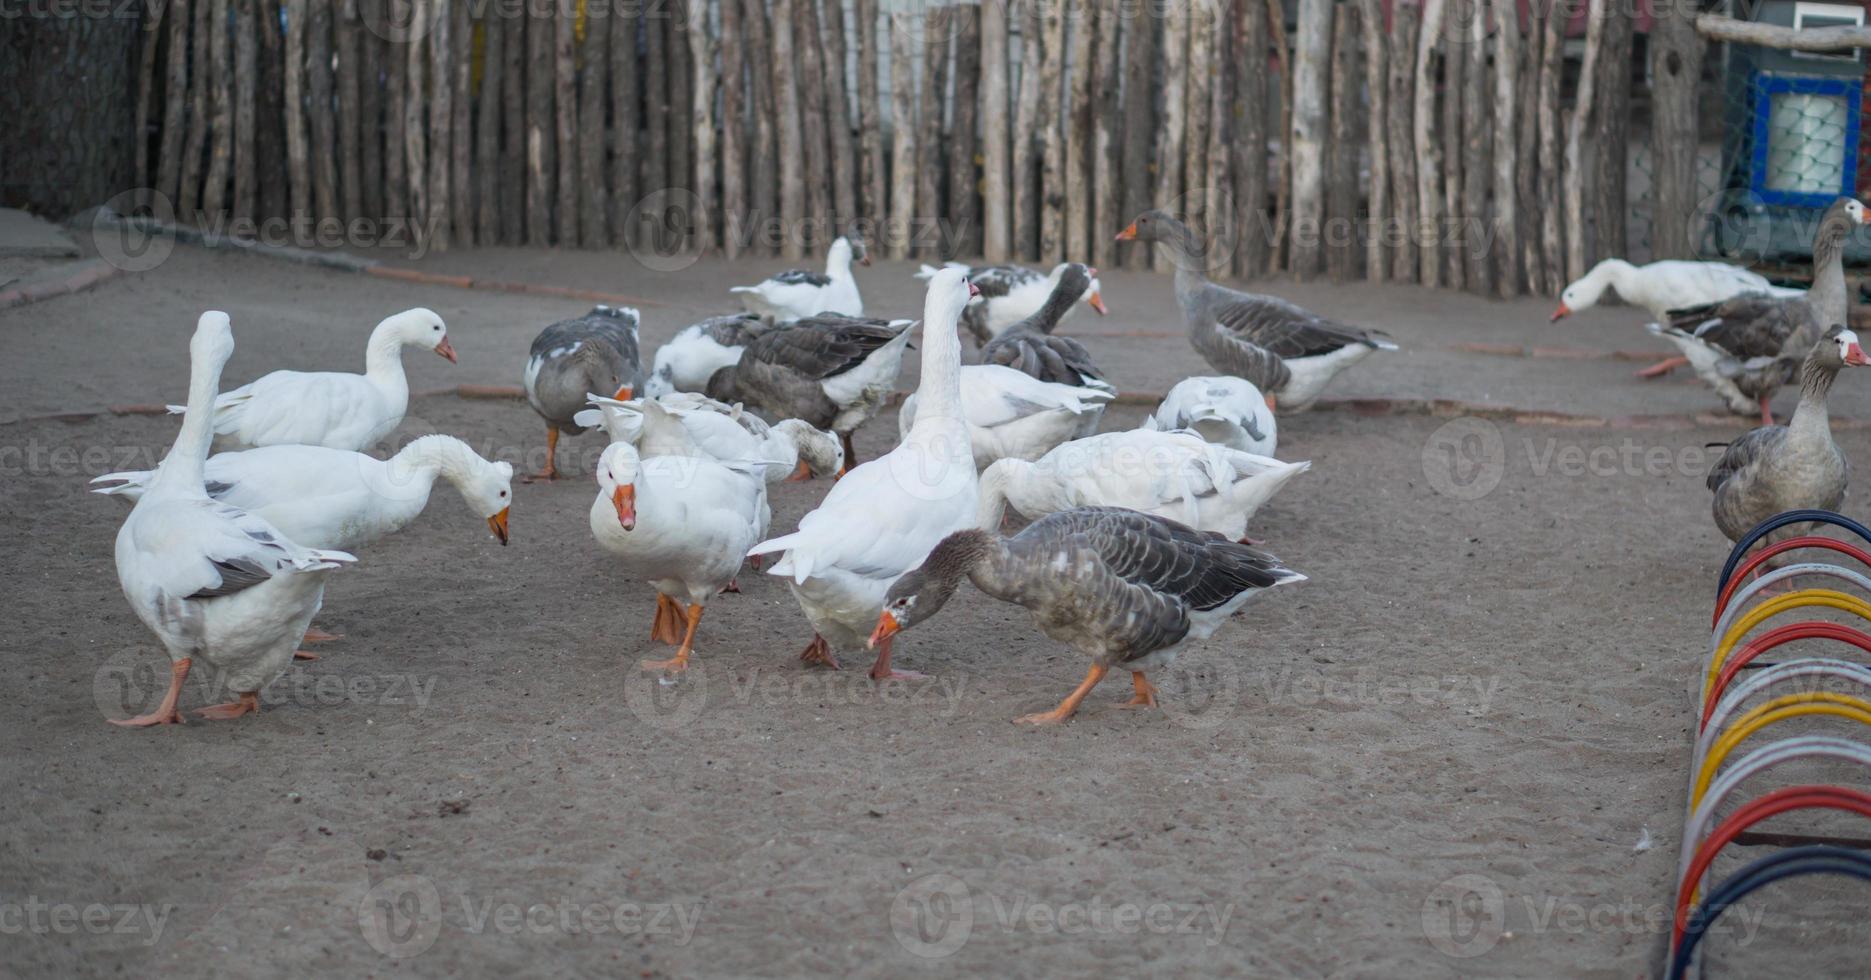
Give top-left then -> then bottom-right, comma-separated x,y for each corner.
1266,0 -> 1292,271
741,0 -> 776,251
981,0 -> 1011,261
202,0 -> 232,217
1440,1 -> 1464,290
1386,2 -> 1418,282
887,8 -> 918,259
668,0 -> 692,207
949,2 -> 981,256
1091,0 -> 1122,270
1564,0 -> 1605,281
308,0 -> 339,227
1326,2 -> 1359,281
1064,0 -> 1095,262
1492,0 -> 1521,297
1413,0 -> 1443,287
798,0 -> 834,238
383,0 -> 406,221
1120,0 -> 1154,270
1037,0 -> 1065,262
449,1 -> 472,246
424,0 -> 453,249
1288,0 -> 1330,279
772,0 -> 806,258
688,0 -> 716,251
502,8 -> 526,243
855,0 -> 885,236
1536,0 -> 1564,292
525,1 -> 551,244
1230,0 -> 1267,277
1204,3 -> 1231,279
1516,3 -> 1540,291
823,0 -> 860,229
1592,4 -> 1631,261
915,5 -> 950,256
553,2 -> 575,246
1182,3 -> 1211,247
233,0 -> 257,222
1651,0 -> 1702,260
1461,0 -> 1490,294
358,0 -> 382,222
336,1 -> 363,223
1152,0 -> 1186,269
403,0 -> 429,237
156,0 -> 190,206
719,0 -> 747,256
1357,0 -> 1387,283
581,5 -> 613,248
134,0 -> 163,191
642,0 -> 668,205
257,0 -> 287,221
179,0 -> 211,216
477,6 -> 504,244
611,5 -> 641,246
1013,0 -> 1043,260
284,0 -> 312,221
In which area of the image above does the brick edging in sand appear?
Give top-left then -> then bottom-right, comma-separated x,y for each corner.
9,389 -> 1839,433
0,260 -> 122,310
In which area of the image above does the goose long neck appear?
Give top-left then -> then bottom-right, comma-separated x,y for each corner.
1030,275 -> 1082,334
910,308 -> 966,429
390,434 -> 472,488
1788,351 -> 1842,443
149,349 -> 227,495
1159,220 -> 1210,302
364,322 -> 412,383
976,460 -> 1014,531
1808,219 -> 1851,321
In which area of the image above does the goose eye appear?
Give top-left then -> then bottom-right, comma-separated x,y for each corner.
499,490 -> 508,498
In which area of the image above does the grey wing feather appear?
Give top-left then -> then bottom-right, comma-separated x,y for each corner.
980,332 -> 1106,386
1665,295 -> 1806,361
1023,508 -> 1298,610
1706,426 -> 1787,493
1208,287 -> 1392,358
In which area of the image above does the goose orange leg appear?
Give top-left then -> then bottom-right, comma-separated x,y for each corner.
799,633 -> 841,669
1758,394 -> 1775,428
110,658 -> 191,727
1115,671 -> 1158,709
1634,355 -> 1688,378
1015,663 -> 1109,725
526,428 -> 560,482
641,603 -> 704,673
650,593 -> 686,645
196,691 -> 261,720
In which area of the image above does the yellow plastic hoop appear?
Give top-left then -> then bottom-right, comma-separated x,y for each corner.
1692,694 -> 1871,808
1705,590 -> 1871,701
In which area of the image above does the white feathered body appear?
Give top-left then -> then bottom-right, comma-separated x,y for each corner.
590,454 -> 766,606
1145,376 -> 1279,456
898,364 -> 1115,468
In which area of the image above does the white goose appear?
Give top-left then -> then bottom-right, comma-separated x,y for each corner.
1143,376 -> 1279,456
1551,259 -> 1804,379
589,401 -> 769,674
91,434 -> 514,551
110,312 -> 355,726
730,236 -> 868,321
172,308 -> 456,451
577,391 -> 845,483
976,429 -> 1310,542
746,268 -> 981,680
897,363 -> 1115,468
915,261 -> 1107,346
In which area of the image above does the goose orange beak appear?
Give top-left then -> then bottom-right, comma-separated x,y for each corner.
435,336 -> 459,363
867,610 -> 901,648
1847,343 -> 1871,366
1088,290 -> 1107,315
1548,304 -> 1570,322
1114,222 -> 1139,241
611,484 -> 636,530
486,506 -> 510,545
614,383 -> 633,399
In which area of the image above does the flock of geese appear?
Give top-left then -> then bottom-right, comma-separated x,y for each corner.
92,201 -> 1871,728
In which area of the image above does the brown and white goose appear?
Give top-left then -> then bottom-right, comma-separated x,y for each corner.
522,305 -> 643,480
644,313 -> 771,398
1115,210 -> 1396,412
1648,197 -> 1870,425
978,262 -> 1113,438
704,312 -> 915,468
869,507 -> 1304,725
1708,325 -> 1870,548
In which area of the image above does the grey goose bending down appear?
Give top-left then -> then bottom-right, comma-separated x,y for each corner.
1648,196 -> 1870,425
522,305 -> 644,480
644,313 -> 771,398
704,312 -> 915,469
917,261 -> 1106,347
869,507 -> 1305,725
1708,325 -> 1870,550
1115,210 -> 1396,411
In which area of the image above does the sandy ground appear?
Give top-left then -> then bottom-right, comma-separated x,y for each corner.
3,243 -> 1870,977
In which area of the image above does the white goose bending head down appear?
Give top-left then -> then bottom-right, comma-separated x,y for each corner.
745,267 -> 981,681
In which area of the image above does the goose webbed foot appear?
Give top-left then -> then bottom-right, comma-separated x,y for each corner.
109,658 -> 191,728
641,603 -> 703,674
524,428 -> 561,482
1114,671 -> 1158,709
302,626 -> 344,643
292,650 -> 319,661
195,691 -> 260,720
1014,663 -> 1109,725
799,633 -> 841,670
1634,355 -> 1687,379
650,593 -> 687,645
